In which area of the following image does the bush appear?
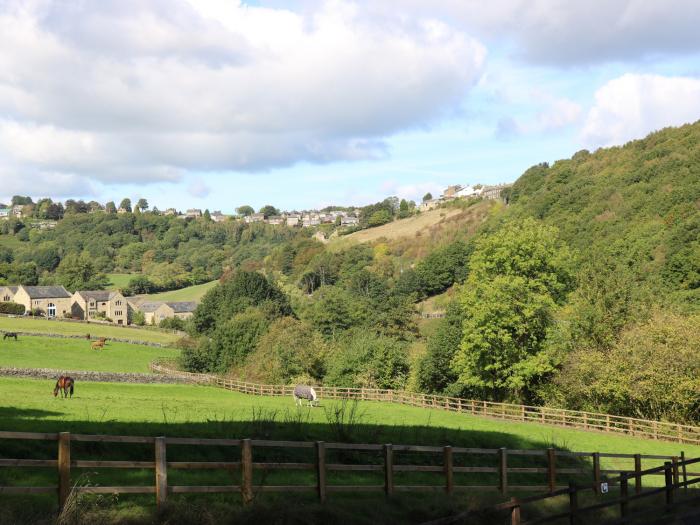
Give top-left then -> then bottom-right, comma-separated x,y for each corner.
325,330 -> 409,389
131,310 -> 146,326
0,302 -> 25,315
160,317 -> 187,331
241,317 -> 330,384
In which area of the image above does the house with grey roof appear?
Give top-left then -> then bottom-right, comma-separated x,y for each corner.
71,290 -> 129,325
135,301 -> 197,325
12,285 -> 72,318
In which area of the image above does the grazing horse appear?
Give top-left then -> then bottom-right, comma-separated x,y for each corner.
53,376 -> 75,398
3,332 -> 18,341
293,385 -> 318,407
91,340 -> 105,350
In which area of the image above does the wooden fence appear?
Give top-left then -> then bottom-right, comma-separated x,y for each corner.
0,430 -> 691,513
149,362 -> 700,446
425,456 -> 700,525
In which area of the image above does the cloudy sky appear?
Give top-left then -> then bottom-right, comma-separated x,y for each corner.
1,0 -> 700,212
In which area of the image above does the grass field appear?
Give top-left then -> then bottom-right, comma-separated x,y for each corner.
0,336 -> 179,373
0,378 -> 697,524
140,280 -> 217,302
0,316 -> 180,345
106,273 -> 139,290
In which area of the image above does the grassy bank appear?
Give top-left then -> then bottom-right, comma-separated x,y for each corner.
0,317 -> 180,345
0,336 -> 179,373
139,280 -> 217,302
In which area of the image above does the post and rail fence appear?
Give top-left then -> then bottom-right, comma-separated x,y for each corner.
424,456 -> 700,525
149,361 -> 700,446
0,430 -> 695,514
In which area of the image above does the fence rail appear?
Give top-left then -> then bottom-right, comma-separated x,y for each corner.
0,430 -> 690,512
149,362 -> 700,446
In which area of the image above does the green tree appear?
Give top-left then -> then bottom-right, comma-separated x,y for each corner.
55,253 -> 110,291
206,308 -> 270,372
119,198 -> 132,212
453,218 -> 573,401
367,209 -> 391,227
203,209 -> 211,221
105,201 -> 117,214
136,198 -> 149,212
422,192 -> 433,202
236,205 -> 255,217
417,302 -> 462,394
259,205 -> 279,218
398,199 -> 410,218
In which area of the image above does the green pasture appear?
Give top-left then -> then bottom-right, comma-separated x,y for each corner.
0,378 -> 697,525
106,273 -> 139,290
0,335 -> 179,373
1,377 -> 695,458
0,316 -> 179,345
141,280 -> 217,302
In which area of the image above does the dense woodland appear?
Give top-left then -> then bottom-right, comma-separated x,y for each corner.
1,121 -> 699,425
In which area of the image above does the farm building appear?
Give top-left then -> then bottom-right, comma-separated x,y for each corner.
137,301 -> 197,325
71,290 -> 129,325
0,286 -> 18,302
12,285 -> 72,318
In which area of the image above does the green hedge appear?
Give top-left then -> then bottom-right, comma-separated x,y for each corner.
0,302 -> 25,315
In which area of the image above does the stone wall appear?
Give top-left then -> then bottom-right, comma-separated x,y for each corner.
0,367 -> 190,384
0,330 -> 169,348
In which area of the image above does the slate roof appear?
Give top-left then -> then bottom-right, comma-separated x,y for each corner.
137,302 -> 165,313
166,301 -> 197,313
21,286 -> 71,299
75,290 -> 119,302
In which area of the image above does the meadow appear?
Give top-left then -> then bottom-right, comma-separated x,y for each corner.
1,377 -> 697,524
0,317 -> 180,345
106,273 -> 139,290
0,336 -> 179,373
139,280 -> 218,302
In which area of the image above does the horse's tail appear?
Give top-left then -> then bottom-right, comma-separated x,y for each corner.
69,382 -> 74,396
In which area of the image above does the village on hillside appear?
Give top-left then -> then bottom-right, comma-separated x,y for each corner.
0,182 -> 512,228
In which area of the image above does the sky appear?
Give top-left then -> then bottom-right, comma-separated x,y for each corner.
1,0 -> 700,212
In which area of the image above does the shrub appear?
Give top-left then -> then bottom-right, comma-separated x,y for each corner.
0,302 -> 25,315
159,317 -> 186,331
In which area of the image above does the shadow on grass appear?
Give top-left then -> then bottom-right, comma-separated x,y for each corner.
0,402 -> 605,525
0,407 -> 62,419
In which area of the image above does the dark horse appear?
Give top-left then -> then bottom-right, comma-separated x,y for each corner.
3,332 -> 18,340
53,376 -> 75,398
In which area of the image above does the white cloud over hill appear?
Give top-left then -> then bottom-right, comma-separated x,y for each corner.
0,0 -> 485,189
582,74 -> 700,148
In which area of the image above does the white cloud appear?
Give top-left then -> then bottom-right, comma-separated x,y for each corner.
0,0 -> 486,189
380,180 -> 443,202
377,0 -> 700,65
581,74 -> 700,148
496,94 -> 581,138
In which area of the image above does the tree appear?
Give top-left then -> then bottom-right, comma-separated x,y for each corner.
11,196 -> 33,206
55,253 -> 110,291
203,209 -> 211,221
453,218 -> 573,402
367,209 -> 392,227
204,308 -> 270,373
236,205 -> 255,217
398,199 -> 410,219
105,201 -> 117,214
417,302 -> 463,394
422,192 -> 433,202
119,198 -> 132,212
259,205 -> 279,218
135,198 -> 149,212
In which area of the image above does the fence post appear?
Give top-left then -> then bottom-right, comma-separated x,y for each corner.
384,444 -> 393,497
664,462 -> 674,506
592,453 -> 601,494
155,436 -> 167,509
634,454 -> 642,495
547,448 -> 556,492
619,472 -> 628,518
568,481 -> 578,525
316,441 -> 326,503
57,432 -> 71,511
681,452 -> 688,492
444,446 -> 454,495
241,439 -> 253,505
499,448 -> 508,495
672,456 -> 680,491
510,498 -> 521,525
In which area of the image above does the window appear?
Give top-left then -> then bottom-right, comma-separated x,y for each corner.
2,295 -> 8,301
47,303 -> 56,318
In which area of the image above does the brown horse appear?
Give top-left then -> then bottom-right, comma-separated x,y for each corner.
53,376 -> 74,398
91,340 -> 105,350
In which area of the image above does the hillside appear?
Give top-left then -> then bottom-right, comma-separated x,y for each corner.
504,121 -> 700,307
